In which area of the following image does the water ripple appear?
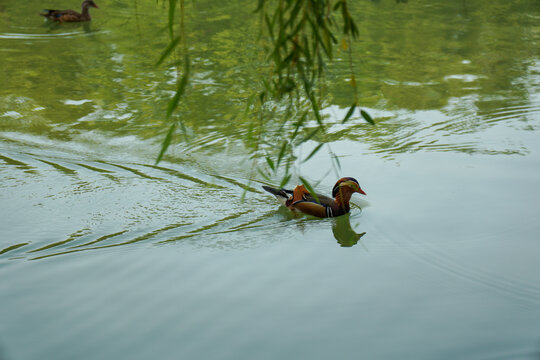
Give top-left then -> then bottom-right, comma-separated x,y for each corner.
376,222 -> 540,307
0,141 -> 293,261
0,31 -> 105,40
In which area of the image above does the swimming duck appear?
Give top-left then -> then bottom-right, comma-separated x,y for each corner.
40,0 -> 98,22
263,177 -> 366,218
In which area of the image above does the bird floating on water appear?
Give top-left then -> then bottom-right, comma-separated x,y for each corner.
40,0 -> 98,22
263,177 -> 366,218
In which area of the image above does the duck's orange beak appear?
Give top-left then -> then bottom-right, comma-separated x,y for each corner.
93,3 -> 99,8
357,187 -> 366,195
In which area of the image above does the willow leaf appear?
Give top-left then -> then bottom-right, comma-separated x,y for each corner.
255,0 -> 264,13
291,111 -> 308,140
342,103 -> 357,123
156,35 -> 181,66
265,13 -> 275,42
303,127 -> 320,142
265,156 -> 275,171
155,123 -> 176,165
277,141 -> 288,166
257,167 -> 271,181
166,55 -> 190,119
299,176 -> 319,204
279,173 -> 292,188
303,142 -> 324,163
168,0 -> 177,38
361,110 -> 375,125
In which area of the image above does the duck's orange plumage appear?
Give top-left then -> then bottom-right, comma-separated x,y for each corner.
263,177 -> 366,218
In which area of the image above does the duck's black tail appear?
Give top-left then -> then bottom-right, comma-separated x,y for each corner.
40,9 -> 58,18
262,186 -> 291,199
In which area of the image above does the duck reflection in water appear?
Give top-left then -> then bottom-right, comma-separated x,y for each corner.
276,207 -> 367,248
42,19 -> 94,33
331,213 -> 367,247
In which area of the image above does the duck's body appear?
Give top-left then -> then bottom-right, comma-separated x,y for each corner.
40,0 -> 98,22
263,177 -> 366,218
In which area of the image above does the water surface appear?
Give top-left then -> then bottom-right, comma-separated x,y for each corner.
1,0 -> 540,359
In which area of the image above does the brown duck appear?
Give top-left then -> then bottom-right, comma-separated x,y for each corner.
40,0 -> 98,22
263,177 -> 366,218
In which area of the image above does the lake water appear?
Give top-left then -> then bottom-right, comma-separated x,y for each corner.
1,0 -> 540,359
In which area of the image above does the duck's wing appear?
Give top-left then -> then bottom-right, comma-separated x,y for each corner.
302,193 -> 335,207
264,185 -> 349,218
41,9 -> 80,21
42,9 -> 77,15
287,192 -> 337,218
291,201 -> 330,218
294,197 -> 350,218
295,192 -> 353,217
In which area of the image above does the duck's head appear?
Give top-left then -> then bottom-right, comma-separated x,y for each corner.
332,177 -> 366,198
82,0 -> 99,8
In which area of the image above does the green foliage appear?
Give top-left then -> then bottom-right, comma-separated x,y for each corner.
156,35 -> 181,66
166,55 -> 190,119
157,0 -> 375,190
361,109 -> 375,125
168,0 -> 177,37
254,0 -> 375,186
342,103 -> 356,123
156,0 -> 188,163
258,0 -> 358,99
155,123 -> 177,165
303,142 -> 324,163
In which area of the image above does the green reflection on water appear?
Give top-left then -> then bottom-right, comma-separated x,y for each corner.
1,0 -> 537,159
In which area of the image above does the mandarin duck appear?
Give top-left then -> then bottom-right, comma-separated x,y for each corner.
263,177 -> 366,218
40,0 -> 98,22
